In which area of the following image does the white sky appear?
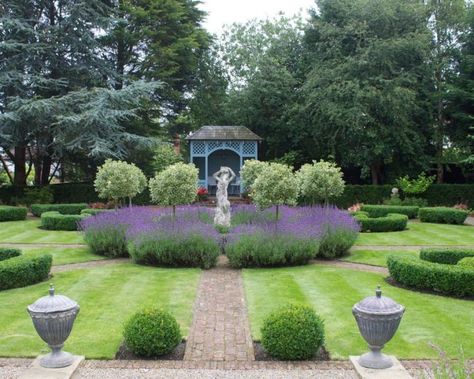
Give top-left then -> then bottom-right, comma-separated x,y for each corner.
199,0 -> 316,35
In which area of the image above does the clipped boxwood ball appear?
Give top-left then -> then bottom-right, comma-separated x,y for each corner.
123,308 -> 181,357
261,304 -> 325,360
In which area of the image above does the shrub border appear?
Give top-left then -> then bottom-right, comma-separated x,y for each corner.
0,206 -> 27,221
360,205 -> 419,219
387,254 -> 474,298
40,211 -> 88,231
31,203 -> 89,217
353,212 -> 408,232
0,250 -> 52,291
418,207 -> 469,225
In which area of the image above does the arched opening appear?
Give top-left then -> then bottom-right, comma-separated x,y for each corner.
207,149 -> 241,195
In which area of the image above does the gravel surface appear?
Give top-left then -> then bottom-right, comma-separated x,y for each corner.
72,367 -> 358,378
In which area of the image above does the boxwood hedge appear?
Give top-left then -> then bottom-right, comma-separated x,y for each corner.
387,254 -> 474,297
420,248 -> 474,265
0,248 -> 22,261
353,212 -> 408,232
458,257 -> 474,269
360,205 -> 419,219
80,208 -> 112,216
31,203 -> 88,217
0,251 -> 52,290
0,206 -> 27,221
418,207 -> 469,225
41,211 -> 88,231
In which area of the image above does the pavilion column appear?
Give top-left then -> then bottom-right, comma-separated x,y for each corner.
205,153 -> 209,191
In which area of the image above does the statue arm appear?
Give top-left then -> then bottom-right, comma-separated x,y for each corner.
229,168 -> 236,182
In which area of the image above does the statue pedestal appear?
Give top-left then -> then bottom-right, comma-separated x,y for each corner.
19,355 -> 84,379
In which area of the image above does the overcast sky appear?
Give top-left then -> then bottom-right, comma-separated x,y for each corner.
199,0 -> 316,35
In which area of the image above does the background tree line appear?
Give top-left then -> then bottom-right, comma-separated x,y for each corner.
189,0 -> 474,184
1,0 -> 473,187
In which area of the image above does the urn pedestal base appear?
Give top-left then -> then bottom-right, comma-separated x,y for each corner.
40,348 -> 74,368
359,348 -> 393,369
350,355 -> 413,379
19,355 -> 84,379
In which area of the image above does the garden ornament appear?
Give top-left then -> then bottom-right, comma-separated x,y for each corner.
27,284 -> 80,368
213,166 -> 236,227
352,286 -> 405,369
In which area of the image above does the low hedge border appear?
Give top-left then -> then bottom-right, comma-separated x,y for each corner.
0,206 -> 27,221
353,212 -> 408,232
0,249 -> 52,290
420,248 -> 474,265
458,257 -> 474,269
0,248 -> 22,261
387,254 -> 474,297
81,208 -> 113,216
41,211 -> 89,231
418,207 -> 469,225
31,203 -> 89,217
360,205 -> 419,219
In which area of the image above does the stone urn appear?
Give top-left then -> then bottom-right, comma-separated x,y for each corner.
352,286 -> 405,369
27,284 -> 80,368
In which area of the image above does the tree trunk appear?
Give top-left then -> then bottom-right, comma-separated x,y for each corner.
13,146 -> 27,186
370,162 -> 382,185
435,99 -> 444,184
41,155 -> 52,185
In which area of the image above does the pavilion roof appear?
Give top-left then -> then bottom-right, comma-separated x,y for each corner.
186,125 -> 262,141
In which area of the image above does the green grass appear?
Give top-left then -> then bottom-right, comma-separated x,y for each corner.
243,264 -> 474,359
342,250 -> 418,267
0,263 -> 200,359
356,222 -> 474,246
21,246 -> 105,265
0,220 -> 84,244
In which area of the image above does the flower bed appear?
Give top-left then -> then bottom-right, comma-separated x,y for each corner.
81,205 -> 359,268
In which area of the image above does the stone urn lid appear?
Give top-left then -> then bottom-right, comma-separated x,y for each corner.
28,284 -> 78,314
353,286 -> 404,316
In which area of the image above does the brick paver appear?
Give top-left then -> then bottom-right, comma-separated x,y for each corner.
184,258 -> 254,362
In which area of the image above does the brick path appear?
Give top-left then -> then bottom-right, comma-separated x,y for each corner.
184,258 -> 254,362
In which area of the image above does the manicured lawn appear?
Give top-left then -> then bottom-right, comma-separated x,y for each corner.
356,222 -> 474,246
0,263 -> 200,359
0,220 -> 84,244
342,250 -> 418,267
22,246 -> 105,265
243,264 -> 474,359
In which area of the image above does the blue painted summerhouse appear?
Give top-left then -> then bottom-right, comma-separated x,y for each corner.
186,125 -> 262,195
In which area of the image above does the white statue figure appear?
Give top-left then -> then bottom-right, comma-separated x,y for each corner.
213,166 -> 236,227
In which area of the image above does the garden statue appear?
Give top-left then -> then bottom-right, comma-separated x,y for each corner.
213,166 -> 236,227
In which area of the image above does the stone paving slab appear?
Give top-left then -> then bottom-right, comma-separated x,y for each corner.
350,356 -> 412,379
18,355 -> 84,379
184,262 -> 254,362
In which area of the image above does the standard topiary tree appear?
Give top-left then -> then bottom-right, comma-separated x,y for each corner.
152,143 -> 183,174
123,308 -> 181,357
240,159 -> 268,193
149,162 -> 198,217
297,160 -> 345,205
251,162 -> 298,220
261,304 -> 325,360
94,159 -> 147,208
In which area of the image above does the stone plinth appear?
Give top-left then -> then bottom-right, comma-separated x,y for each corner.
350,355 -> 412,379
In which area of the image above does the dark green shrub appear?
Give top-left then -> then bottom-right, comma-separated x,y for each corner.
360,205 -> 419,219
123,308 -> 181,357
31,203 -> 88,217
83,225 -> 128,258
420,248 -> 474,265
40,211 -> 88,231
129,233 -> 220,269
0,253 -> 52,290
226,234 -> 317,268
418,207 -> 469,225
0,248 -> 22,261
0,206 -> 27,221
11,187 -> 53,206
319,228 -> 358,258
458,257 -> 474,269
354,213 -> 408,232
387,255 -> 474,297
80,208 -> 112,216
261,304 -> 325,360
400,197 -> 428,207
